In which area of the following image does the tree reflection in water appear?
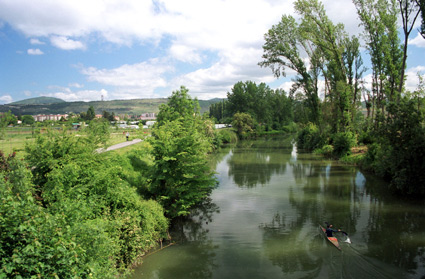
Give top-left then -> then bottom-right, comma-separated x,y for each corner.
260,213 -> 323,278
227,137 -> 292,188
164,198 -> 220,279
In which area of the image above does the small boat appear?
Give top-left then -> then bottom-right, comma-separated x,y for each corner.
319,225 -> 341,250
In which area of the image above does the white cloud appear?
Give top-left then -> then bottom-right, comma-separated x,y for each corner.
80,58 -> 173,98
170,47 -> 277,99
24,90 -> 32,97
169,44 -> 202,64
409,33 -> 425,48
27,48 -> 44,55
50,36 -> 85,50
69,83 -> 84,88
0,95 -> 13,104
0,0 -> 423,101
30,38 -> 45,45
405,66 -> 425,92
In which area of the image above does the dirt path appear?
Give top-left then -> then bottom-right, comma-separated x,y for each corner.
96,138 -> 143,153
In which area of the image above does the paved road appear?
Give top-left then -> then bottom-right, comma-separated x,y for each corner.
96,138 -> 143,153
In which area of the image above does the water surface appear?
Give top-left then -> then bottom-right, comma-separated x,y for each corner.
130,137 -> 425,279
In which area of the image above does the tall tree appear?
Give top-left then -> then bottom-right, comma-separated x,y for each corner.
417,0 -> 425,38
86,105 -> 96,120
353,0 -> 403,118
149,87 -> 217,218
155,86 -> 200,126
259,15 -> 321,124
397,0 -> 421,95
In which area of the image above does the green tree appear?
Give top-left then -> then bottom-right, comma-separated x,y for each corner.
398,0 -> 421,94
0,111 -> 17,139
87,105 -> 96,120
102,110 -> 116,121
232,112 -> 255,139
353,0 -> 403,118
25,128 -> 96,189
149,87 -> 217,218
259,14 -> 321,124
156,86 -> 200,126
374,99 -> 425,195
209,99 -> 229,123
21,115 -> 35,125
86,119 -> 110,147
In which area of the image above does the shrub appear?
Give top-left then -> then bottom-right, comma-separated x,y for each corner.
297,123 -> 325,151
332,131 -> 357,157
358,129 -> 374,145
215,129 -> 238,146
314,144 -> 334,157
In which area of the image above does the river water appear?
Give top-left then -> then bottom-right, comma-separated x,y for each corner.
130,136 -> 425,279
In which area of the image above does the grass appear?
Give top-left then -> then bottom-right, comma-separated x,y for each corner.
0,127 -> 35,157
0,127 -> 152,158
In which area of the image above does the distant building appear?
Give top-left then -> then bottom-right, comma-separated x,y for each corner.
33,114 -> 68,122
139,113 -> 156,120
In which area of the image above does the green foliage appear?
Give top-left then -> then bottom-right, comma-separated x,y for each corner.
0,157 -> 119,278
80,105 -> 96,121
0,111 -> 18,139
8,129 -> 169,277
209,99 -> 228,123
85,119 -> 111,147
25,128 -> 95,188
215,129 -> 238,145
225,81 -> 293,130
232,112 -> 255,139
156,86 -> 200,126
314,144 -> 334,157
373,99 -> 425,195
149,87 -> 217,218
332,131 -> 357,157
297,123 -> 325,151
149,120 -> 217,218
358,128 -> 374,145
102,110 -> 116,121
21,115 -> 35,125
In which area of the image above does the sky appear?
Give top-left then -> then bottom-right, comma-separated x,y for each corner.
0,0 -> 424,104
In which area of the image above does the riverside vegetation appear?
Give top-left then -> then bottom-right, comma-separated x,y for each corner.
0,87 -> 235,278
1,0 -> 425,277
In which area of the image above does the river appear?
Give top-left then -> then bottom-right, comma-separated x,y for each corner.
129,136 -> 425,279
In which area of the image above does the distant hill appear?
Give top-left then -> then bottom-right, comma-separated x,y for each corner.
10,96 -> 66,105
0,98 -> 222,116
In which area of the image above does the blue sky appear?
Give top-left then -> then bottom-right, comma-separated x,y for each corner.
0,0 -> 424,104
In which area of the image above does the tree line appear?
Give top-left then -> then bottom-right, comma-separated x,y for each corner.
210,0 -> 425,196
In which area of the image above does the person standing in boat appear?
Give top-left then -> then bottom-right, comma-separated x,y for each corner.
326,224 -> 341,237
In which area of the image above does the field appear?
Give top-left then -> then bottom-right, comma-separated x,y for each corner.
0,126 -> 151,158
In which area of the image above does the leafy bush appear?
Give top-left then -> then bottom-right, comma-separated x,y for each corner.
215,129 -> 238,145
332,131 -> 356,157
297,123 -> 325,151
232,112 -> 255,139
375,100 -> 425,195
358,129 -> 374,145
314,144 -> 334,157
2,130 -> 169,278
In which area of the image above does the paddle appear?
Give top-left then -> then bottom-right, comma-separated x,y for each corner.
324,222 -> 351,244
